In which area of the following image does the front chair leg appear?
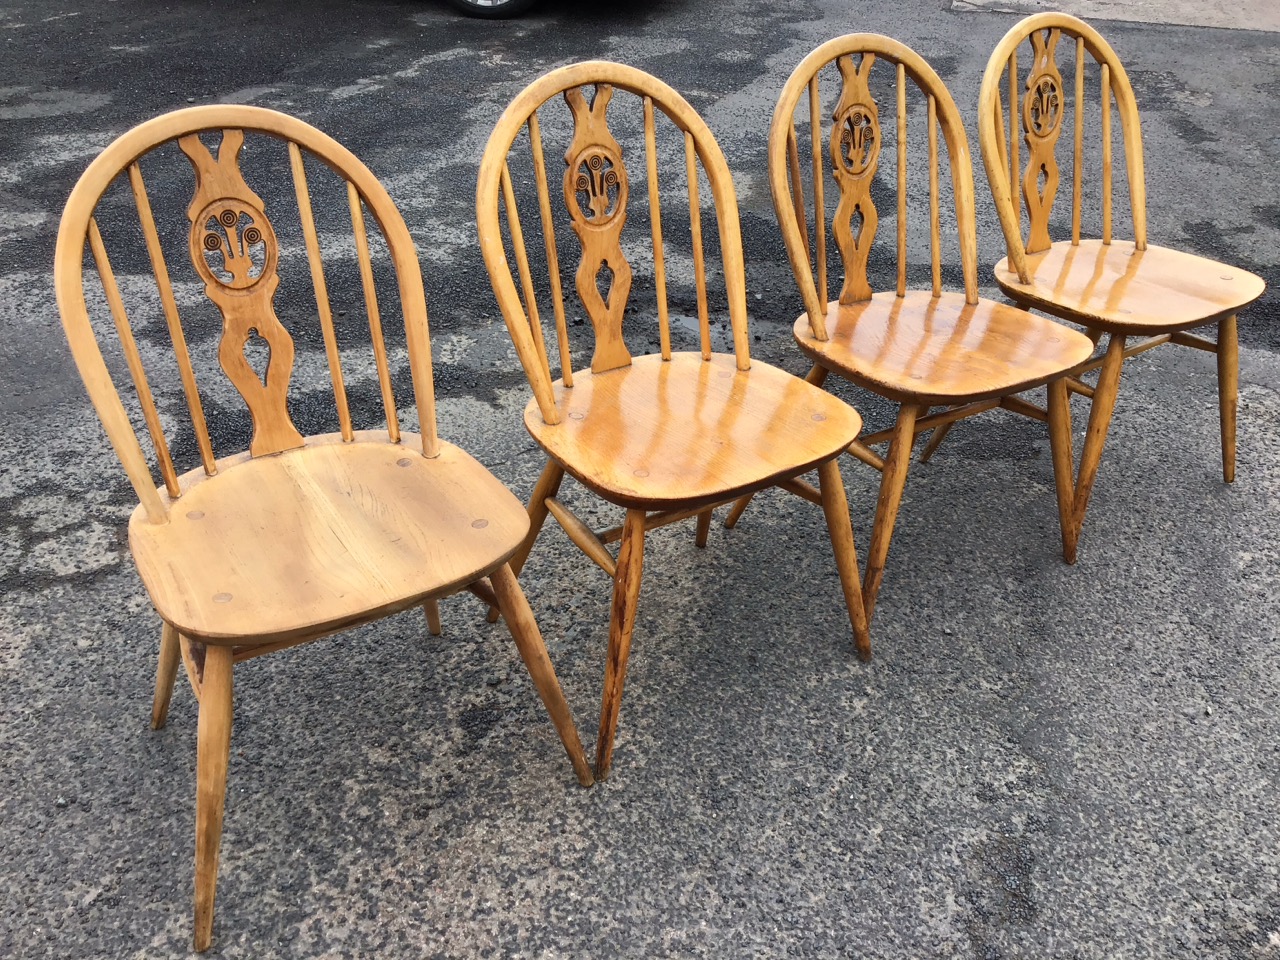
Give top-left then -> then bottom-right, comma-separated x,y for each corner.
1218,313 -> 1238,483
152,621 -> 182,730
489,563 -> 594,787
595,508 -> 646,781
487,459 -> 565,623
817,458 -> 872,661
193,644 -> 234,953
1046,378 -> 1079,564
423,599 -> 443,637
862,403 -> 922,623
694,508 -> 712,547
1071,333 -> 1125,543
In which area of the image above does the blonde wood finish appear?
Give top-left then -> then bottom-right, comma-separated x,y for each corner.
993,240 -> 1264,334
546,496 -> 618,577
423,600 -> 443,637
1046,377 -> 1078,563
56,105 -> 593,952
479,63 -> 872,773
818,458 -> 872,660
752,35 -> 1092,608
489,563 -> 595,787
1218,315 -> 1238,484
193,644 -> 232,953
794,292 -> 1092,406
152,621 -> 182,730
524,354 -> 862,510
596,508 -> 645,779
978,14 -> 1266,553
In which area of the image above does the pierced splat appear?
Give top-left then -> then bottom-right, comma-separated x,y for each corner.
563,85 -> 634,373
1020,29 -> 1064,254
180,130 -> 305,456
830,54 -> 881,304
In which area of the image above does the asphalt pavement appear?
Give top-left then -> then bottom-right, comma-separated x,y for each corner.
2,0 -> 1279,957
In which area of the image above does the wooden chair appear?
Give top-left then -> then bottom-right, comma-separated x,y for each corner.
727,35 -> 1096,620
54,105 -> 594,952
476,62 -> 871,780
978,13 -> 1266,553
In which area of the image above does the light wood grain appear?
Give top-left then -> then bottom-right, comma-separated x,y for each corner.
479,63 -> 873,770
994,240 -> 1264,334
761,34 -> 1092,609
1218,314 -> 1238,483
57,105 -> 595,952
525,354 -> 862,510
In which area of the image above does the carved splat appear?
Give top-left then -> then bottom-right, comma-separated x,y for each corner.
1021,29 -> 1064,254
563,85 -> 634,374
180,130 -> 305,456
830,54 -> 881,305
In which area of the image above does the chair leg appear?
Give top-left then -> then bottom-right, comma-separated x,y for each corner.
817,458 -> 872,661
694,508 -> 712,547
193,645 -> 233,953
1071,334 -> 1125,541
1218,313 -> 1238,483
595,508 -> 646,781
862,403 -> 921,623
1046,378 -> 1078,565
151,621 -> 182,730
723,494 -> 753,529
423,600 -> 443,637
489,563 -> 594,787
918,420 -> 954,464
487,459 -> 565,623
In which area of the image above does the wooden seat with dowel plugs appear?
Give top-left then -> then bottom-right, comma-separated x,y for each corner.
476,62 -> 871,781
977,13 -> 1266,556
54,105 -> 593,953
725,35 -> 1095,621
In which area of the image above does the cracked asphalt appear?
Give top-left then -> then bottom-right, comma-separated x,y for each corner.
1,0 -> 1278,957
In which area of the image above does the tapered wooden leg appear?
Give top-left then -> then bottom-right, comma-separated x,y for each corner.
487,459 -> 565,623
1071,334 -> 1125,540
595,508 -> 646,780
193,645 -> 233,953
1046,378 -> 1078,565
862,404 -> 921,623
694,509 -> 712,547
723,494 -> 753,529
918,420 -> 954,464
489,563 -> 594,787
817,458 -> 872,661
1218,314 -> 1238,483
151,621 -> 182,730
805,361 -> 829,388
423,600 -> 442,637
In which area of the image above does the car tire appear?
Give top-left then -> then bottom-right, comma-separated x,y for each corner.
445,0 -> 538,18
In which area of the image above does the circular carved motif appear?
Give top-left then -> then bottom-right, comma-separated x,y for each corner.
834,106 -> 879,177
1023,76 -> 1062,139
567,148 -> 626,226
191,198 -> 276,290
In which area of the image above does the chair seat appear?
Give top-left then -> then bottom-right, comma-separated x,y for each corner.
129,432 -> 529,645
524,352 -> 863,509
993,239 -> 1266,334
793,290 -> 1096,404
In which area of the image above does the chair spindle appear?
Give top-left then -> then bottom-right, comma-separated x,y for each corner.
809,75 -> 829,307
643,97 -> 672,361
1101,62 -> 1113,245
684,131 -> 711,360
528,113 -> 574,385
896,63 -> 907,298
927,93 -> 942,298
1072,36 -> 1084,245
347,183 -> 400,443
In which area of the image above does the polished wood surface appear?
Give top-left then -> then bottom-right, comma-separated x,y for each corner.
794,291 -> 1093,405
747,34 -> 1087,618
526,354 -> 863,510
130,433 -> 530,645
56,105 -> 594,952
478,62 -> 872,779
977,13 -> 1268,555
993,240 -> 1265,333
